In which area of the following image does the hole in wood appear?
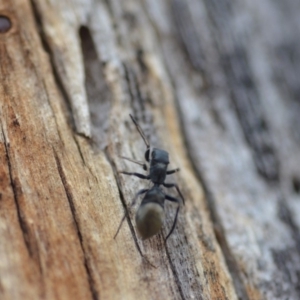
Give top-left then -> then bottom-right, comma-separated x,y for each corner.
0,15 -> 11,33
79,25 -> 112,149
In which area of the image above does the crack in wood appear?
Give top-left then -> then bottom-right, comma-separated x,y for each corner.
1,125 -> 33,257
187,0 -> 281,184
72,135 -> 86,165
53,150 -> 99,300
71,135 -> 100,189
220,48 -> 280,183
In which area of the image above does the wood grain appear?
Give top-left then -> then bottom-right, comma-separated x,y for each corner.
0,0 -> 299,299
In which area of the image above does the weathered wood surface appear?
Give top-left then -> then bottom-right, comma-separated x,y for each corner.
0,0 -> 299,299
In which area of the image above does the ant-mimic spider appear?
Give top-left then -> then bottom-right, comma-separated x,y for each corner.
114,114 -> 184,241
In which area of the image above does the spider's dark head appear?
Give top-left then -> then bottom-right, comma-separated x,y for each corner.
151,148 -> 169,165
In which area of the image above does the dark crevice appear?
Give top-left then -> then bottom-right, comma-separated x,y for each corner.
1,125 -> 33,257
172,0 -> 281,182
1,59 -> 46,275
53,150 -> 99,300
201,0 -> 280,183
15,0 -> 66,146
72,134 -> 86,165
79,26 -> 112,150
220,49 -> 280,183
1,125 -> 44,275
72,134 -> 99,185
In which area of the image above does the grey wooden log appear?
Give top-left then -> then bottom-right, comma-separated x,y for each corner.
0,0 -> 299,299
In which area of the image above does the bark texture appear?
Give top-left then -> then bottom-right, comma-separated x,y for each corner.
0,0 -> 300,299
